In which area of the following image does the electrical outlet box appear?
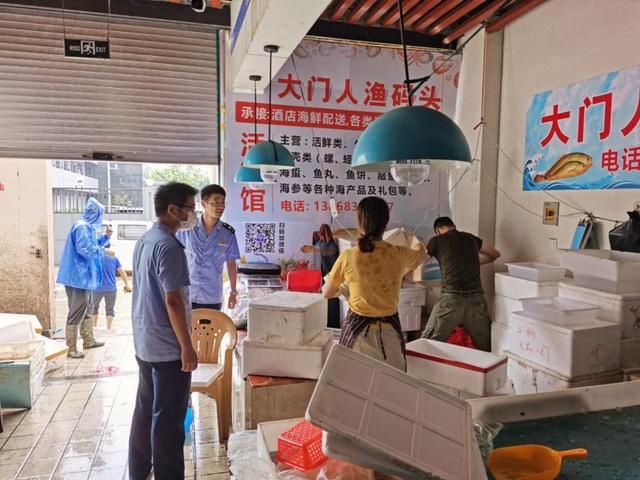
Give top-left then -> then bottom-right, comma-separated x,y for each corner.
548,238 -> 558,249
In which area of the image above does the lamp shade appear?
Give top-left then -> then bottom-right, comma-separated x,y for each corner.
234,165 -> 263,184
352,106 -> 472,172
244,140 -> 295,170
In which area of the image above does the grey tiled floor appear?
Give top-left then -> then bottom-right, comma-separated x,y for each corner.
1,280 -> 230,479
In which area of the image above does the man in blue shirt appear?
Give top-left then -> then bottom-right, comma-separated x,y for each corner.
89,246 -> 131,330
128,182 -> 199,480
176,184 -> 240,311
56,197 -> 111,358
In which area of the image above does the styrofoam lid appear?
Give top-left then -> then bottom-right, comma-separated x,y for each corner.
248,291 -> 325,310
511,311 -> 620,334
406,339 -> 507,372
559,280 -> 640,300
306,344 -> 475,480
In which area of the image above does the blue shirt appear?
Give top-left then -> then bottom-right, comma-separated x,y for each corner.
132,223 -> 191,362
176,217 -> 240,304
94,256 -> 122,293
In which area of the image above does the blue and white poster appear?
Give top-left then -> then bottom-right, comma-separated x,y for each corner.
524,64 -> 640,190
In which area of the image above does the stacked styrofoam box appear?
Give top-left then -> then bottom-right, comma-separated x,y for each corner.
0,341 -> 45,408
559,280 -> 640,369
493,271 -> 561,354
406,339 -> 507,396
398,283 -> 426,331
243,291 -> 332,379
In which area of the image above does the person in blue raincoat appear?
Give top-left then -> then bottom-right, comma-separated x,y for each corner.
176,184 -> 240,311
57,197 -> 112,358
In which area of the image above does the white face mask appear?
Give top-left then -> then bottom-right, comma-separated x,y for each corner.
179,210 -> 197,230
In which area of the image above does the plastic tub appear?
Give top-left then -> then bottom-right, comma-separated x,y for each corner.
520,297 -> 600,325
505,262 -> 566,282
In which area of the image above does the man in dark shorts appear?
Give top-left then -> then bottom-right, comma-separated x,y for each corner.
421,217 -> 500,351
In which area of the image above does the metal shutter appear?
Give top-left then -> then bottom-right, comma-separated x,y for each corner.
0,6 -> 219,164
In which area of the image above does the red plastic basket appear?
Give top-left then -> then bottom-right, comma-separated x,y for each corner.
276,420 -> 328,472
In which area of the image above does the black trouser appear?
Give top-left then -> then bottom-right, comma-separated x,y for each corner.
129,357 -> 191,480
192,302 -> 221,310
65,286 -> 90,326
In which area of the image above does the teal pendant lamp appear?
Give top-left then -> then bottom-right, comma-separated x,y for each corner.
244,44 -> 294,183
352,0 -> 472,187
235,75 -> 266,187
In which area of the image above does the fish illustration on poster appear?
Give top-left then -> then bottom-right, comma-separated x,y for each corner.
523,64 -> 640,190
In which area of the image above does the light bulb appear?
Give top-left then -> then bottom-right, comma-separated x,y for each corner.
259,166 -> 280,183
390,161 -> 431,187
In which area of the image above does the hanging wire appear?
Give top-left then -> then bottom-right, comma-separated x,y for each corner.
397,0 -> 412,106
268,49 -> 273,141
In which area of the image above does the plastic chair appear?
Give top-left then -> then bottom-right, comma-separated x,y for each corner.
287,269 -> 322,293
191,309 -> 238,442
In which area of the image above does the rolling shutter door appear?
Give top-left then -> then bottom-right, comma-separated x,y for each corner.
0,6 -> 219,164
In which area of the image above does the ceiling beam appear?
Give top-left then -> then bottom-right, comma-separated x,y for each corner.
442,0 -> 505,44
413,0 -> 465,32
486,0 -> 546,33
380,0 -> 421,28
329,0 -> 358,21
427,0 -> 485,35
363,0 -> 396,26
347,0 -> 378,23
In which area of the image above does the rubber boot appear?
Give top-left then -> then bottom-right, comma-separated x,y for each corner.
90,314 -> 98,328
66,325 -> 85,359
106,315 -> 114,330
80,317 -> 105,349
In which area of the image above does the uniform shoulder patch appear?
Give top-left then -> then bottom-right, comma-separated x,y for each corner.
222,222 -> 235,233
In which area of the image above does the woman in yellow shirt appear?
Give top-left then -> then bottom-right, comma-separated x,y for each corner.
323,196 -> 427,371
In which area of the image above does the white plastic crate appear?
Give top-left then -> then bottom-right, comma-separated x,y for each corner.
494,294 -> 522,325
559,281 -> 640,338
248,292 -> 327,346
399,283 -> 426,307
494,272 -> 559,299
242,330 -> 333,379
505,351 -> 622,395
561,249 -> 640,293
621,337 -> 640,369
406,339 -> 507,396
505,262 -> 566,282
520,296 -> 600,326
398,305 -> 422,331
306,344 -> 486,480
491,322 -> 509,355
508,312 -> 620,377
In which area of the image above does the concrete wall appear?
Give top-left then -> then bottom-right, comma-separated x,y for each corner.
0,159 -> 54,331
454,0 -> 640,266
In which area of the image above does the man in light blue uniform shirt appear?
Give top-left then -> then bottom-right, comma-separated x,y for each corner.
177,184 -> 240,311
128,182 -> 199,480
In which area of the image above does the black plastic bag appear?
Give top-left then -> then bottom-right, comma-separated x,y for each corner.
609,211 -> 640,252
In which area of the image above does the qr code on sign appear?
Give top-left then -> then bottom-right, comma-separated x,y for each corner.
245,223 -> 276,253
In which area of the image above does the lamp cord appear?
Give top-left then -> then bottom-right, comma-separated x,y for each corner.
397,0 -> 412,106
253,78 -> 258,140
268,49 -> 273,141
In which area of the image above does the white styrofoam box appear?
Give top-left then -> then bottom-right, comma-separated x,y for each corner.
494,294 -> 522,326
491,322 -> 509,355
242,330 -> 333,379
561,249 -> 640,293
248,291 -> 327,346
505,351 -> 622,395
406,339 -> 507,396
508,312 -> 620,378
559,281 -> 640,338
399,283 -> 427,307
520,296 -> 600,326
0,317 -> 36,344
306,344 -> 486,480
494,273 -> 559,300
0,339 -> 44,361
621,336 -> 640,369
398,305 -> 422,331
505,262 -> 566,282
0,313 -> 42,333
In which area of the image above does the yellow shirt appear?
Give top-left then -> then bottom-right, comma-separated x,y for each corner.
327,240 -> 423,317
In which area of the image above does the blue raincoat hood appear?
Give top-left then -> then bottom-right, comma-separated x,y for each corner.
82,197 -> 105,227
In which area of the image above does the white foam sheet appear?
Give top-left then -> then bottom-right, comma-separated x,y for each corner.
306,344 -> 486,480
